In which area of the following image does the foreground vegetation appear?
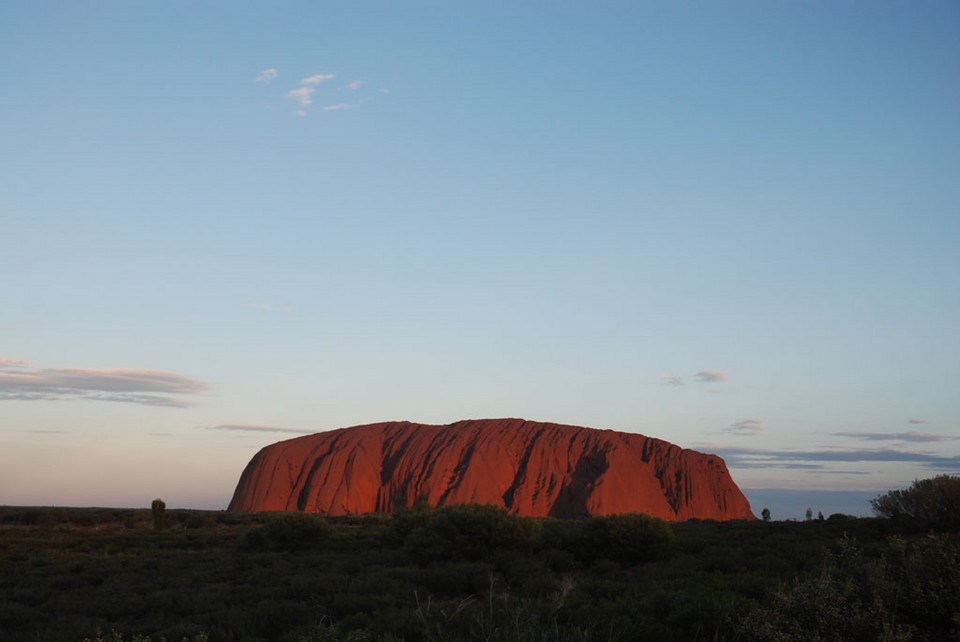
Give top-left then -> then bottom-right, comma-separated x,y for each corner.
1,479 -> 958,641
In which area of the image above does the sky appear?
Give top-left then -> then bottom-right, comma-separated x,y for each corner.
2,1 -> 958,520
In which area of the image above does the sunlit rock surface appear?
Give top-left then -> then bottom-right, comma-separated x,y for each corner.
227,418 -> 755,521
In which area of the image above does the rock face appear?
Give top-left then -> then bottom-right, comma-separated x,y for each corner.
228,418 -> 755,521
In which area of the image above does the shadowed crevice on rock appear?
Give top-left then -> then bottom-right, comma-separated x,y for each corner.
501,423 -> 547,509
548,448 -> 610,518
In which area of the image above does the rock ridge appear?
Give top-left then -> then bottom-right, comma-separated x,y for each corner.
227,418 -> 755,521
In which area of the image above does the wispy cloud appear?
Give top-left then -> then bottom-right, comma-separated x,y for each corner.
269,72 -> 386,117
301,73 -> 335,86
325,92 -> 385,111
203,424 -> 314,435
286,87 -> 315,106
708,445 -> 960,472
727,418 -> 766,434
909,419 -> 929,425
0,356 -> 29,368
26,429 -> 71,434
694,370 -> 729,383
0,357 -> 208,408
659,374 -> 683,386
731,460 -> 871,474
255,68 -> 278,83
833,431 -> 958,443
733,461 -> 828,470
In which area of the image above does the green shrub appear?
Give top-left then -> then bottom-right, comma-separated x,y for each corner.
240,512 -> 331,551
739,534 -> 960,641
184,514 -> 216,529
383,498 -> 433,545
871,474 -> 960,531
402,504 -> 542,564
578,513 -> 675,566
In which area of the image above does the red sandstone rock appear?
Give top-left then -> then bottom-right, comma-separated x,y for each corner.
227,418 -> 755,521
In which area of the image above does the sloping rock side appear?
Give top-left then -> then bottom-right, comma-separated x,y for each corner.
227,418 -> 755,521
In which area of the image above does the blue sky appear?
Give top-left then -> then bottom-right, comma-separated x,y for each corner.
2,1 -> 958,519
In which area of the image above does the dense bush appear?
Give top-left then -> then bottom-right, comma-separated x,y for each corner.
740,533 -> 960,641
5,500 -> 954,642
384,498 -> 434,545
578,512 -> 675,566
401,504 -> 542,564
240,512 -> 331,551
871,474 -> 960,531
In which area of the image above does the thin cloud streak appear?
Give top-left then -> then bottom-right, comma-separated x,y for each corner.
324,103 -> 352,111
833,431 -> 958,443
203,424 -> 315,435
709,445 -> 960,471
733,462 -> 827,470
659,374 -> 683,386
0,389 -> 198,408
727,418 -> 766,434
88,392 -> 198,408
694,370 -> 729,383
0,368 -> 207,393
301,73 -> 335,86
0,358 -> 208,408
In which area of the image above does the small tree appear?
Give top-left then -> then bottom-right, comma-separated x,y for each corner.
151,498 -> 166,530
871,475 -> 960,531
805,507 -> 813,521
761,507 -> 771,522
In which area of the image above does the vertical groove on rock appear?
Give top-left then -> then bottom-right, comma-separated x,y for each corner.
501,423 -> 547,509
